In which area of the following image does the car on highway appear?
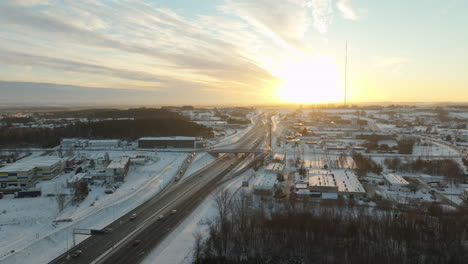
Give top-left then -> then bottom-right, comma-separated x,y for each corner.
71,250 -> 82,258
157,214 -> 164,220
130,213 -> 137,220
171,209 -> 177,214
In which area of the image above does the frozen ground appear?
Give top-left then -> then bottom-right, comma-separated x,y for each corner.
0,152 -> 187,264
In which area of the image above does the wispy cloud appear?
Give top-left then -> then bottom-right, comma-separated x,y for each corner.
337,0 -> 365,20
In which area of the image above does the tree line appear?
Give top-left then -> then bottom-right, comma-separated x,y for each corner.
193,191 -> 468,264
351,152 -> 382,175
0,119 -> 213,148
384,157 -> 466,183
37,107 -> 185,120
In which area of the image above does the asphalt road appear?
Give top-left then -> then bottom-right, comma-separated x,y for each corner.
49,114 -> 270,264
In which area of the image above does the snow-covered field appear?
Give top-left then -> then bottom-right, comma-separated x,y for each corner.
0,152 -> 187,264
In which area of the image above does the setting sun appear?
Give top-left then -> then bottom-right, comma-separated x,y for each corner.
274,56 -> 343,104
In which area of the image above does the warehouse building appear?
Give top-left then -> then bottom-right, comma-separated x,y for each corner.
308,169 -> 366,199
383,173 -> 409,191
0,156 -> 63,188
138,137 -> 206,149
106,157 -> 130,182
253,171 -> 277,195
88,139 -> 121,148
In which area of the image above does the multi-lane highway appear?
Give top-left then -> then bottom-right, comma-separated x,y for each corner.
49,113 -> 270,264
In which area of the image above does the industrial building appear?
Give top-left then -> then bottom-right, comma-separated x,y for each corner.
106,157 -> 130,182
265,162 -> 285,173
272,153 -> 286,163
61,138 -> 121,148
0,156 -> 63,188
253,171 -> 277,195
138,137 -> 205,149
383,173 -> 409,191
88,139 -> 121,148
308,169 -> 366,199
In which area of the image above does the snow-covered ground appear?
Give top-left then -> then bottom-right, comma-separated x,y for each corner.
141,168 -> 253,264
0,152 -> 187,264
181,152 -> 215,181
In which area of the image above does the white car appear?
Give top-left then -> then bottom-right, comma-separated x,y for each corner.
157,214 -> 164,220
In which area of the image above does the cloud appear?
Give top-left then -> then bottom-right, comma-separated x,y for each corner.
337,0 -> 365,20
0,49 -> 169,84
309,0 -> 334,33
0,0 -> 300,104
221,0 -> 335,52
0,80 -> 163,105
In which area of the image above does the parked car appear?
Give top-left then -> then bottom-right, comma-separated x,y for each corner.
171,209 -> 177,214
132,240 -> 141,247
157,214 -> 164,220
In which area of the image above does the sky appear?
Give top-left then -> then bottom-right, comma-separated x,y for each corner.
0,0 -> 467,106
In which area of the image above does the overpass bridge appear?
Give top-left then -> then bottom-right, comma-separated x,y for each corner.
206,148 -> 266,156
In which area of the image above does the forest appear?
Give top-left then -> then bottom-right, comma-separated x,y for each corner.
384,157 -> 465,183
193,192 -> 468,264
0,119 -> 213,147
37,107 -> 185,120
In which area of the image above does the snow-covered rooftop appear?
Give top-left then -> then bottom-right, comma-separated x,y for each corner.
0,156 -> 62,172
253,171 -> 277,190
273,153 -> 285,161
309,169 -> 365,193
384,173 -> 409,186
139,136 -> 197,141
265,163 -> 285,172
107,157 -> 130,169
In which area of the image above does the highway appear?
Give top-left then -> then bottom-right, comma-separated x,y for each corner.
49,113 -> 269,264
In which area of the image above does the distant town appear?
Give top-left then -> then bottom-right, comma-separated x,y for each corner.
0,104 -> 467,263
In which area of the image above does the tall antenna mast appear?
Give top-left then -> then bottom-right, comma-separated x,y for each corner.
344,41 -> 348,107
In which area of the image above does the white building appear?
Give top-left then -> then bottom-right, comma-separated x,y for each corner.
88,139 -> 121,148
253,171 -> 277,195
272,153 -> 286,163
308,169 -> 366,198
461,188 -> 468,201
0,156 -> 63,188
383,173 -> 409,191
106,157 -> 130,182
265,163 -> 285,173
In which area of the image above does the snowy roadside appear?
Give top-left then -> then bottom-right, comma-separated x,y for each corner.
141,168 -> 252,264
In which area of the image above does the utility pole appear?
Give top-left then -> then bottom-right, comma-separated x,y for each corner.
344,41 -> 348,107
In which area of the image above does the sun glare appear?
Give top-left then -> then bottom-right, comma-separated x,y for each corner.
274,56 -> 343,104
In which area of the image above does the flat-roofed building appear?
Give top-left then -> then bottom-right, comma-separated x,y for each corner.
272,153 -> 286,163
308,169 -> 366,198
0,156 -> 63,188
265,162 -> 285,173
383,173 -> 409,191
88,139 -> 120,148
106,157 -> 130,182
253,171 -> 277,195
